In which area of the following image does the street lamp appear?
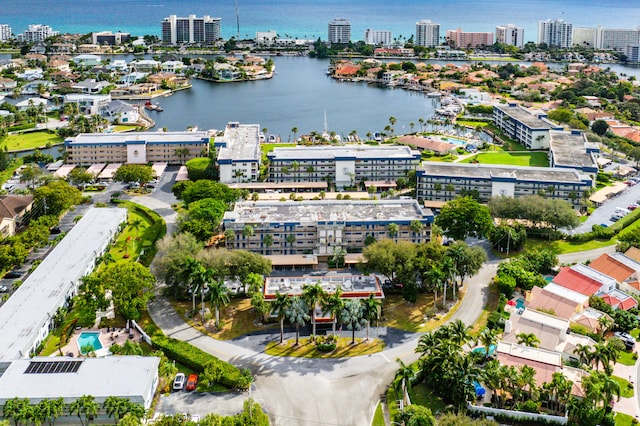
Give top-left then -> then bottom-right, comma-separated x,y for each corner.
201,284 -> 208,324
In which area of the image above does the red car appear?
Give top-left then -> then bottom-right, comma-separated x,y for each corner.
186,374 -> 198,391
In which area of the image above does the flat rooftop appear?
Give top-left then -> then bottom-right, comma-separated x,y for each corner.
268,145 -> 420,161
494,104 -> 554,129
67,131 -> 210,145
223,200 -> 433,225
216,123 -> 261,162
0,356 -> 159,404
419,162 -> 588,184
264,273 -> 382,299
549,131 -> 597,169
0,208 -> 127,359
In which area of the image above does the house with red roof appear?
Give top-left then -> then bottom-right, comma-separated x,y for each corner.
552,264 -> 615,296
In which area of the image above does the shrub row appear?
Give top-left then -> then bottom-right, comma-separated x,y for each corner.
152,334 -> 249,390
568,207 -> 640,243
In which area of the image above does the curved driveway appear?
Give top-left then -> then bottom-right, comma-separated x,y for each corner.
136,173 -> 616,425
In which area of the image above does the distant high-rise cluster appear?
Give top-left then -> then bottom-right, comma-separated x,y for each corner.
161,15 -> 221,45
538,19 -> 572,48
446,28 -> 493,49
0,24 -> 12,41
17,24 -> 58,42
415,20 -> 440,48
328,18 -> 351,45
496,24 -> 524,48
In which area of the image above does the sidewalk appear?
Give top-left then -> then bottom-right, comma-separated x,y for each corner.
612,357 -> 639,419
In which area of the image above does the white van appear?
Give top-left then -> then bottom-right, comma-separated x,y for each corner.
616,207 -> 632,216
1,183 -> 14,192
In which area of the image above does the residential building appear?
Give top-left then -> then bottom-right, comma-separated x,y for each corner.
0,195 -> 33,237
553,264 -> 617,297
0,208 -> 127,359
63,94 -> 111,115
572,27 -> 598,48
161,14 -> 221,45
18,24 -> 58,43
73,54 -> 102,67
415,20 -> 440,48
267,145 -> 421,188
495,24 -> 524,48
598,27 -> 640,52
223,199 -> 433,256
364,29 -> 392,47
548,130 -> 599,174
538,19 -> 572,48
215,122 -> 261,184
0,24 -> 12,41
100,100 -> 140,124
64,131 -> 210,165
493,103 -> 562,149
328,18 -> 351,45
92,31 -> 131,46
526,285 -> 587,320
415,162 -> 594,209
255,30 -> 277,45
71,79 -> 110,94
626,45 -> 640,63
0,356 -> 159,414
446,29 -> 493,49
161,60 -> 185,73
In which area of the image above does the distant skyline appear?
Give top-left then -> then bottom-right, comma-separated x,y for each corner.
2,0 -> 639,43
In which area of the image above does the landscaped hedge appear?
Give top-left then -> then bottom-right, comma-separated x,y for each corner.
152,334 -> 249,390
567,207 -> 640,243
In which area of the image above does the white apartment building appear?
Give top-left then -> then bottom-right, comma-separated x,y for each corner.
415,20 -> 440,47
18,24 -> 59,43
598,27 -> 640,52
161,14 -> 221,45
0,25 -> 12,41
364,29 -> 392,47
538,19 -> 572,48
495,24 -> 524,48
255,30 -> 277,44
215,122 -> 261,184
328,18 -> 351,45
572,27 -> 598,48
626,45 -> 640,63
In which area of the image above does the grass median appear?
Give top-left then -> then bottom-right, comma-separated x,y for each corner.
265,336 -> 384,358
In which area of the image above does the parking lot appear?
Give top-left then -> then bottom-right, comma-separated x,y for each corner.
572,179 -> 640,234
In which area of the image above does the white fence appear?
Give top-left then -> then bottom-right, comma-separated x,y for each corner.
131,320 -> 152,345
467,404 -> 568,425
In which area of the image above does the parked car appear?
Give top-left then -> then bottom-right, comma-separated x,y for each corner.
172,373 -> 186,391
4,270 -> 24,279
186,374 -> 198,391
624,181 -> 636,186
611,214 -> 623,222
599,224 -> 609,228
0,285 -> 8,293
628,204 -> 639,211
614,331 -> 635,342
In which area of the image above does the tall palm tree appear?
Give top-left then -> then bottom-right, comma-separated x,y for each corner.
590,343 -> 611,371
208,278 -> 230,329
291,127 -> 298,142
322,288 -> 344,336
341,299 -> 366,344
4,397 -> 29,426
37,398 -> 65,426
331,245 -> 346,269
409,220 -> 424,238
387,223 -> 399,240
69,395 -> 98,426
394,359 -> 414,398
361,294 -> 381,341
271,292 -> 291,344
598,315 -> 614,337
181,257 -> 207,313
302,283 -> 326,337
104,396 -> 130,425
477,327 -> 498,360
516,332 -> 540,348
573,343 -> 592,367
285,296 -> 309,346
543,372 -> 573,414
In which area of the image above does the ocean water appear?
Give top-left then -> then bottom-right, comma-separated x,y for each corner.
3,0 -> 639,42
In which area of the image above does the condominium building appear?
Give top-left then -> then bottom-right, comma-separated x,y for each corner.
538,19 -> 572,48
215,122 -> 261,184
64,131 -> 210,165
493,103 -> 562,149
548,130 -> 599,174
572,27 -> 598,48
446,29 -> 493,49
267,145 -> 421,188
17,24 -> 59,43
598,27 -> 640,52
328,18 -> 351,45
495,24 -> 524,48
0,24 -> 12,41
161,15 -> 221,45
626,45 -> 640,63
364,29 -> 392,47
415,20 -> 440,48
416,162 -> 594,209
92,31 -> 131,46
223,200 -> 433,255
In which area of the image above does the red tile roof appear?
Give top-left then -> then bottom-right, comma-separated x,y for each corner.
589,254 -> 635,283
625,247 -> 640,263
396,136 -> 457,154
599,293 -> 638,311
526,286 -> 580,320
552,267 -> 603,296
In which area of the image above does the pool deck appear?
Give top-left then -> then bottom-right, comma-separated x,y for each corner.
58,327 -> 143,358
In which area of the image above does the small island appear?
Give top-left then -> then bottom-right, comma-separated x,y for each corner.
194,54 -> 275,83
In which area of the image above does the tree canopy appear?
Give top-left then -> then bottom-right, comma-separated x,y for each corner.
180,180 -> 242,205
488,195 -> 579,231
178,198 -> 227,241
34,180 -> 83,217
435,196 -> 493,241
113,164 -> 154,184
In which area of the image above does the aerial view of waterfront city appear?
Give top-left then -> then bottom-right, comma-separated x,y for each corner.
3,1 -> 640,425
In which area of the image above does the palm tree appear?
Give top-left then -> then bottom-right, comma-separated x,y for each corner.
395,359 -> 414,398
37,398 -> 65,426
590,343 -> 612,371
285,234 -> 296,253
242,225 -> 254,238
285,296 -> 309,346
341,298 -> 366,344
302,283 -> 326,337
543,372 -> 573,414
104,396 -> 131,424
291,126 -> 298,142
361,294 -> 381,341
409,220 -> 424,238
583,371 -> 621,409
4,397 -> 30,426
598,315 -> 614,337
69,395 -> 98,426
477,327 -> 497,360
130,218 -> 143,239
262,234 -> 273,253
209,279 -> 230,329
322,288 -> 344,336
387,223 -> 399,239
331,245 -> 346,269
181,257 -> 207,313
516,332 -> 540,347
271,292 -> 291,344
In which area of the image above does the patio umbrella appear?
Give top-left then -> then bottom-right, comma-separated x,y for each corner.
507,300 -> 516,306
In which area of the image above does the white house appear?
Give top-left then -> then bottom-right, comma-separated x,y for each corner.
101,100 -> 140,124
64,93 -> 112,115
161,60 -> 184,73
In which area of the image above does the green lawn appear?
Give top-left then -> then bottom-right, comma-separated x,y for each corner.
410,383 -> 448,414
615,412 -> 635,426
264,337 -> 385,358
517,237 -> 616,256
617,350 -> 637,366
260,143 -> 296,155
371,402 -> 385,426
456,120 -> 490,128
460,151 -> 549,167
0,158 -> 23,185
1,131 -> 63,151
612,375 -> 634,398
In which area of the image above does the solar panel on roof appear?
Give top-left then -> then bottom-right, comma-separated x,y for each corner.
24,360 -> 83,374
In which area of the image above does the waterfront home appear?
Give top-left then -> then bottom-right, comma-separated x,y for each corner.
73,54 -> 102,67
146,72 -> 189,89
15,98 -> 48,111
110,83 -> 160,99
161,61 -> 184,74
100,100 -> 140,124
107,59 -> 128,72
0,77 -> 17,90
72,79 -> 110,95
64,94 -> 111,115
15,68 -> 44,81
133,59 -> 160,73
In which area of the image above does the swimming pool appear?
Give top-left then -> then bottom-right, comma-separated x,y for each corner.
472,344 -> 497,356
440,136 -> 469,145
77,332 -> 103,354
516,299 -> 525,310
